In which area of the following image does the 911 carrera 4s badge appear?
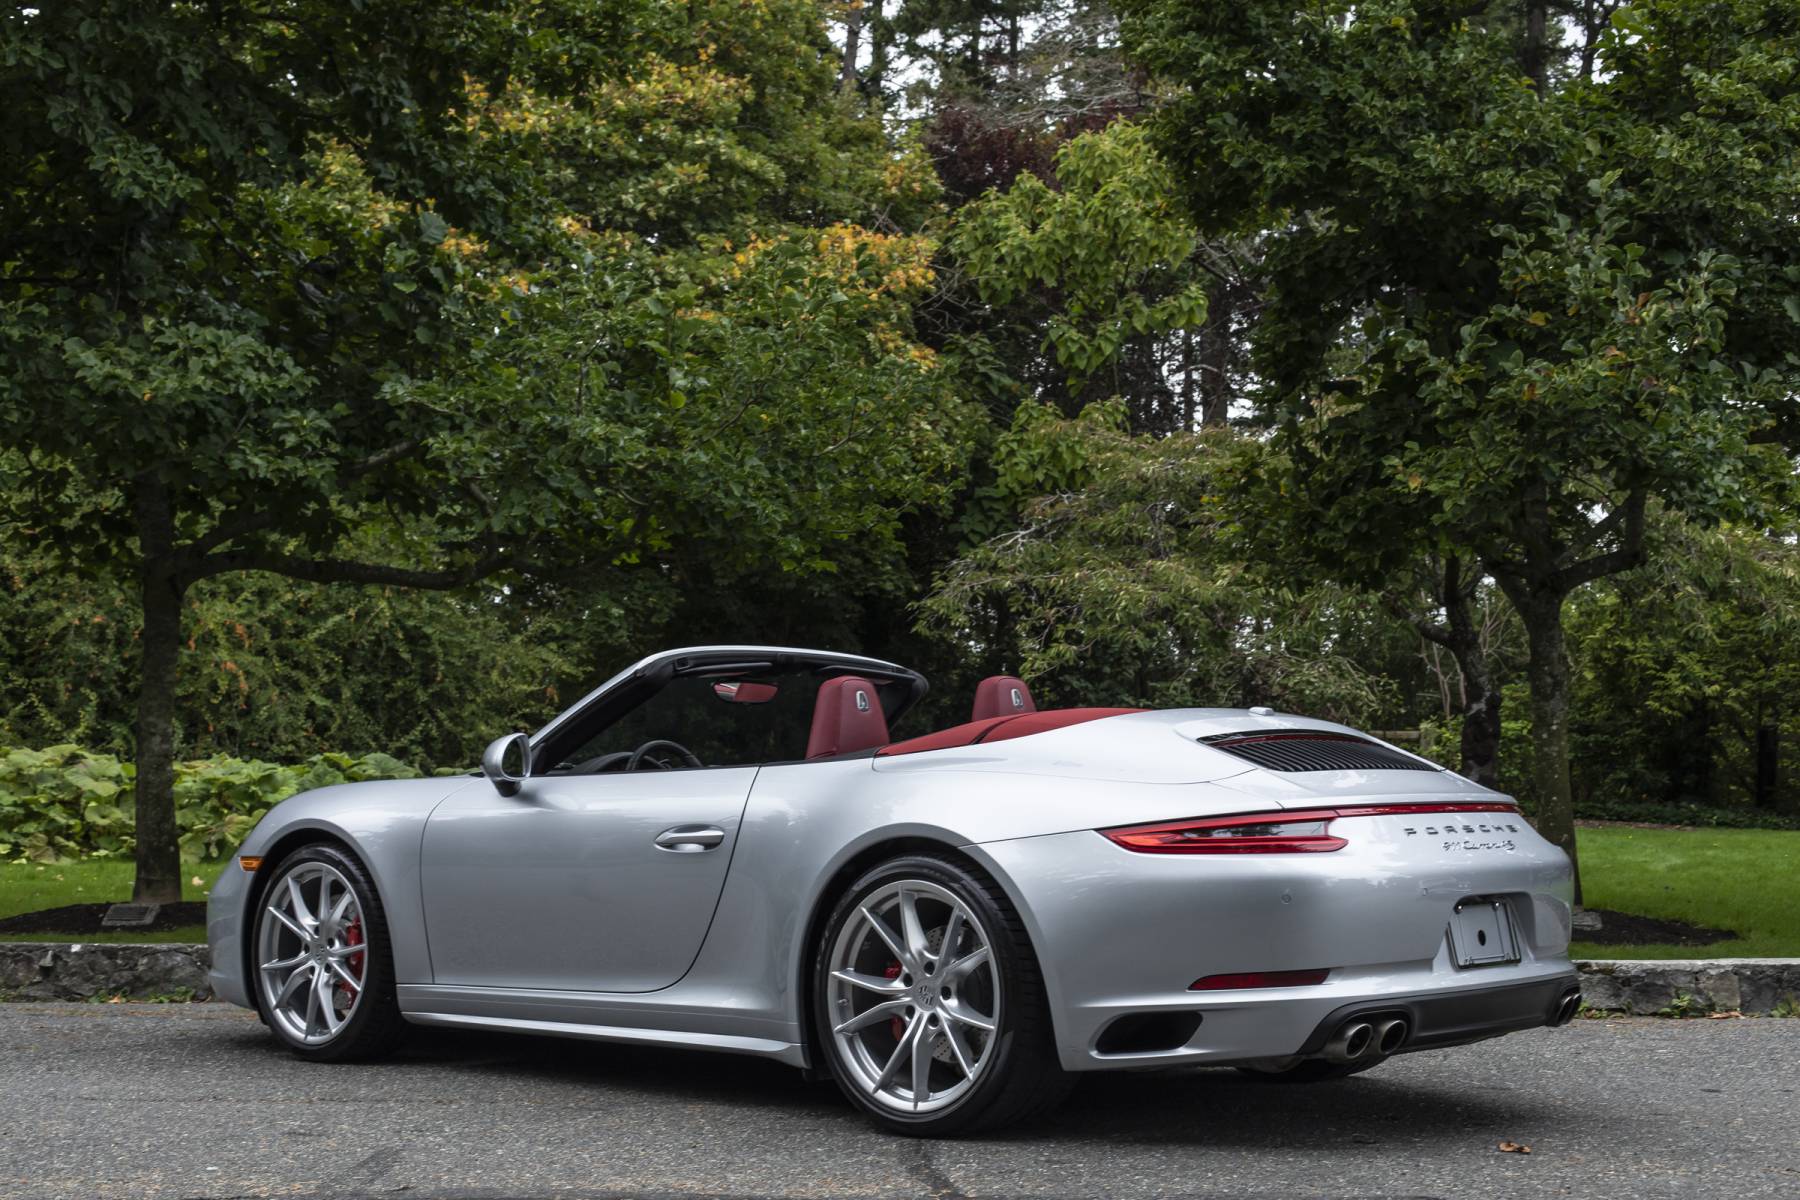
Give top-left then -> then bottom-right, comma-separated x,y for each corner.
1403,821 -> 1522,852
1404,822 -> 1521,853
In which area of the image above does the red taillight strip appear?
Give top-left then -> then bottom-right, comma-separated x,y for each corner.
1191,969 -> 1331,991
1100,802 -> 1521,854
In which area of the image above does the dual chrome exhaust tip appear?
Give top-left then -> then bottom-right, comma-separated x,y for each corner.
1322,1015 -> 1409,1063
1549,989 -> 1582,1027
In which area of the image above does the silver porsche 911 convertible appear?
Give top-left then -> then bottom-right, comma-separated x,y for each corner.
208,644 -> 1580,1134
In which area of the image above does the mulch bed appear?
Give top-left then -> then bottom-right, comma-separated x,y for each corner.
1577,907 -> 1737,947
0,902 -> 210,936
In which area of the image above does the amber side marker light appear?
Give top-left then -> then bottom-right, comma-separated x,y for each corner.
238,855 -> 263,872
1191,969 -> 1331,991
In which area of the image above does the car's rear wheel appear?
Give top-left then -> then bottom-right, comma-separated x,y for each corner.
252,843 -> 407,1061
812,853 -> 1070,1135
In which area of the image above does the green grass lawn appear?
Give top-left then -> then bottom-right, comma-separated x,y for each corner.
1572,825 -> 1800,959
0,859 -> 228,942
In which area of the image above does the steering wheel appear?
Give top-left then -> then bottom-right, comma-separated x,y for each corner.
567,750 -> 634,774
626,738 -> 703,771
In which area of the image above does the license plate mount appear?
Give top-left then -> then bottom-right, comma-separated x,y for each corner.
1448,897 -> 1520,968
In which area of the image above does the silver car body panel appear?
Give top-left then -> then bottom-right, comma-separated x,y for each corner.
208,646 -> 1577,1071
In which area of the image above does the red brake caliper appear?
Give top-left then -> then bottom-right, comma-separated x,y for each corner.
884,960 -> 904,1040
337,919 -> 364,1005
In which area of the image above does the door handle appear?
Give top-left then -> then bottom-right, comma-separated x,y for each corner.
654,825 -> 726,853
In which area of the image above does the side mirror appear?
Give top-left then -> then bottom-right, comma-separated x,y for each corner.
481,732 -> 533,797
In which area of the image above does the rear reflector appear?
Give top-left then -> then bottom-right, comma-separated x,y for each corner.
1101,802 -> 1520,854
1191,969 -> 1331,991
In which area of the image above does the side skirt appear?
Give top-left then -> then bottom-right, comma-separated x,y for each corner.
403,1010 -> 806,1065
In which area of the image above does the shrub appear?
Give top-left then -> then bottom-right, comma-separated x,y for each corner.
0,745 -> 423,863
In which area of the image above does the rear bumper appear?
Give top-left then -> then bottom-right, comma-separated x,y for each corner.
1295,972 -> 1580,1056
972,816 -> 1578,1072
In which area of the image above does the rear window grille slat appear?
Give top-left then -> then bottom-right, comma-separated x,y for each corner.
1198,731 -> 1436,773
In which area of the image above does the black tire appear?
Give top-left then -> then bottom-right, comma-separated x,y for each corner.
811,853 -> 1072,1135
1235,1056 -> 1385,1083
251,843 -> 408,1062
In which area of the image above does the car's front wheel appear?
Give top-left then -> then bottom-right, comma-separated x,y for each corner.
812,853 -> 1070,1134
252,843 -> 407,1061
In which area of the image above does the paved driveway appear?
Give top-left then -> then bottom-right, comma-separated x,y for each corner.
1,1003 -> 1795,1199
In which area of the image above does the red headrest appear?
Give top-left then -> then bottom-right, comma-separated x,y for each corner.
972,675 -> 1037,722
806,675 -> 891,759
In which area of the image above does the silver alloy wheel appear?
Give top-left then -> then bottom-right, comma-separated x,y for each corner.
826,879 -> 1001,1114
255,861 -> 369,1046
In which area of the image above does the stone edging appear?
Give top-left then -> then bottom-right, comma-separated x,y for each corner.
3,942 -> 1797,1014
0,941 -> 213,1001
1574,958 -> 1800,1015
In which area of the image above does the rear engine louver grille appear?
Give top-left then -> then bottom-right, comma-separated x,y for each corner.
1199,731 -> 1436,773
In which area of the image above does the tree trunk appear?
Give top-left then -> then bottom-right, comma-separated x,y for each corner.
1523,1 -> 1549,93
866,0 -> 890,97
132,481 -> 185,905
839,1 -> 864,91
1200,283 -> 1234,428
1754,716 -> 1779,809
1442,580 -> 1501,790
1519,593 -> 1581,903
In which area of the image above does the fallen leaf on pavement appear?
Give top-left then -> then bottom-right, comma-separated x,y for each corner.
1706,1011 -> 1743,1019
1497,1141 -> 1532,1154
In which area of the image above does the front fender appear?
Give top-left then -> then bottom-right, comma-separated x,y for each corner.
205,777 -> 479,1008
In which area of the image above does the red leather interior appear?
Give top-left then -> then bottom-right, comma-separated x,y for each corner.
971,675 -> 1037,722
805,675 -> 891,759
872,716 -> 1013,758
877,707 -> 1144,757
980,707 -> 1142,743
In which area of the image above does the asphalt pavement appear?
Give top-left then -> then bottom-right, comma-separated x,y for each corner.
1,1002 -> 1795,1200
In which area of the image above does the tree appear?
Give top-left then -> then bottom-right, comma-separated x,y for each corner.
950,121 -> 1211,429
1566,515 -> 1800,813
1117,0 -> 1800,893
0,0 -> 966,901
921,405 -> 1399,722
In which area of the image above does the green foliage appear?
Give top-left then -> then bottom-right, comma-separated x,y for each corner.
1575,797 -> 1800,832
0,746 -> 420,865
0,542 -> 583,768
922,410 -> 1399,721
0,0 -> 968,899
952,122 -> 1208,383
1566,518 -> 1800,812
1115,0 -> 1800,885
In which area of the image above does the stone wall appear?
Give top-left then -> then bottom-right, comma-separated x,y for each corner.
1575,958 -> 1800,1015
0,941 -> 212,1001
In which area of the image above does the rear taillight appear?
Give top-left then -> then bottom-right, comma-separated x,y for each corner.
1102,809 -> 1347,854
1101,802 -> 1520,854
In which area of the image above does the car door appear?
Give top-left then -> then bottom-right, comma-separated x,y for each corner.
420,766 -> 758,993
